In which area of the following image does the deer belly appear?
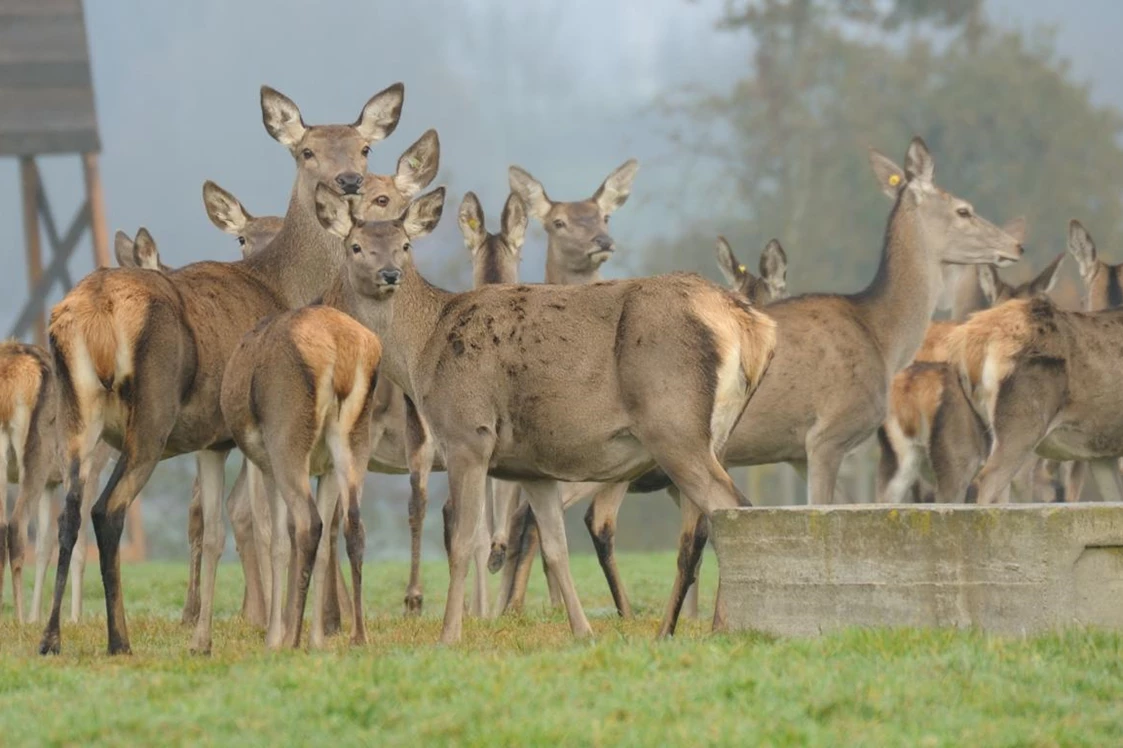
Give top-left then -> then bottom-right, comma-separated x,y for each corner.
490,426 -> 653,483
1036,427 -> 1123,462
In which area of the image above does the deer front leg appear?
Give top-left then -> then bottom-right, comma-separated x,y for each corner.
403,397 -> 434,616
226,458 -> 267,628
440,439 -> 492,645
1087,457 -> 1123,503
29,485 -> 55,624
181,473 -> 203,626
487,478 -> 520,573
189,449 -> 229,655
70,443 -> 110,623
309,472 -> 341,650
320,487 -> 344,637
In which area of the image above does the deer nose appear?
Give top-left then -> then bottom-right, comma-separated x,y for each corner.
379,268 -> 402,286
593,235 -> 614,253
336,172 -> 363,194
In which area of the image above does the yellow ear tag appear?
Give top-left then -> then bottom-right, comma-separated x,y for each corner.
888,174 -> 901,187
467,218 -> 479,230
737,264 -> 747,273
408,156 -> 421,170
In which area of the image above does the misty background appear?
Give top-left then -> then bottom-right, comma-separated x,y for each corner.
2,0 -> 1122,560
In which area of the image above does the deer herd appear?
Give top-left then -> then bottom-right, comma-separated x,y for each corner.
0,82 -> 1117,656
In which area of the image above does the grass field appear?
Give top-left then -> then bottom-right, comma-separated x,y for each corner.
1,552 -> 1121,746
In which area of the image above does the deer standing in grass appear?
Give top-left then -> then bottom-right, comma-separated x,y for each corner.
950,220 -> 1123,505
489,160 -> 641,614
494,234 -> 788,619
876,251 -> 1063,504
515,138 -> 1023,637
39,83 -> 405,657
314,181 -> 777,645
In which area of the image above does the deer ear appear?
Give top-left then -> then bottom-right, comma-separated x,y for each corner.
132,228 -> 160,271
868,148 -> 906,199
904,136 -> 934,185
393,129 -> 440,197
501,192 -> 528,252
1027,253 -> 1064,296
355,82 -> 404,143
1068,219 -> 1098,282
202,181 -> 250,235
977,264 -> 1000,305
260,86 -> 307,148
114,230 -> 136,268
760,239 -> 788,298
403,187 -> 446,239
314,183 -> 354,239
593,158 -> 639,216
715,236 -> 742,286
457,191 -> 486,253
508,165 -> 552,220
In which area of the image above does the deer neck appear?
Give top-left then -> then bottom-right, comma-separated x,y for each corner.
329,264 -> 447,396
854,198 -> 943,374
545,239 -> 601,285
242,182 -> 343,308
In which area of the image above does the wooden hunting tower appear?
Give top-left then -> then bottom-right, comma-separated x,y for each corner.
2,0 -> 110,346
1,0 -> 146,561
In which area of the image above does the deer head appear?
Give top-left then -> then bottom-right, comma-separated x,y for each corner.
458,191 -> 528,287
867,139 -> 1024,267
315,184 -> 446,299
356,129 -> 441,220
260,83 -> 404,201
508,159 -> 638,280
715,236 -> 787,305
977,252 -> 1064,306
201,183 -> 284,258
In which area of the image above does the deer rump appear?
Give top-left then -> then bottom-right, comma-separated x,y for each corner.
406,272 -> 775,484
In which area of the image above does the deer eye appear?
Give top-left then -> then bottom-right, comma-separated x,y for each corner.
552,219 -> 566,230
237,236 -> 246,246
957,207 -> 972,218
351,243 -> 362,254
403,242 -> 411,252
361,145 -> 370,157
374,195 -> 390,207
302,148 -> 314,160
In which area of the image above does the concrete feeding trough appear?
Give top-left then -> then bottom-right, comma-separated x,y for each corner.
711,504 -> 1123,636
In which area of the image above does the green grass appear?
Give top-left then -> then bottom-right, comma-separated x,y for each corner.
1,553 -> 1121,746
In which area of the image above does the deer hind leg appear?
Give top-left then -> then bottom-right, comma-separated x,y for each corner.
39,410 -> 103,656
263,471 -> 288,650
340,451 -> 368,646
520,479 -> 593,639
245,462 -> 272,618
320,490 -> 344,638
494,501 -> 538,616
189,449 -> 229,655
70,442 -> 110,623
583,482 -> 632,618
0,430 -> 10,617
29,483 -> 55,624
331,500 -> 354,634
1087,457 -> 1123,503
309,472 -> 341,650
656,487 -> 707,638
403,396 -> 434,617
274,468 -> 320,650
225,459 -> 266,628
181,472 -> 203,626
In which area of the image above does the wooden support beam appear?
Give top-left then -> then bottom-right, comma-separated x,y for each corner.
19,156 -> 45,347
9,200 -> 90,340
82,151 -> 109,268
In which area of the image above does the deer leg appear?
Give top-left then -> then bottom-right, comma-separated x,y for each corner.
494,501 -> 538,616
70,443 -> 109,623
10,441 -> 52,624
29,484 -> 54,624
469,503 -> 490,617
1064,461 -> 1087,503
332,500 -> 353,633
189,449 -> 228,655
440,438 -> 492,645
657,488 -> 707,638
1087,457 -> 1123,503
309,473 -> 340,650
226,458 -> 266,628
246,462 -> 273,618
264,473 -> 288,650
520,479 -> 592,638
276,471 -> 321,650
0,433 -> 9,617
340,461 -> 367,646
181,473 -> 203,626
805,433 -> 849,507
583,482 -> 632,618
320,483 -> 344,638
403,396 -> 434,616
39,416 -> 105,656
929,430 -> 981,505
487,478 -> 520,573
